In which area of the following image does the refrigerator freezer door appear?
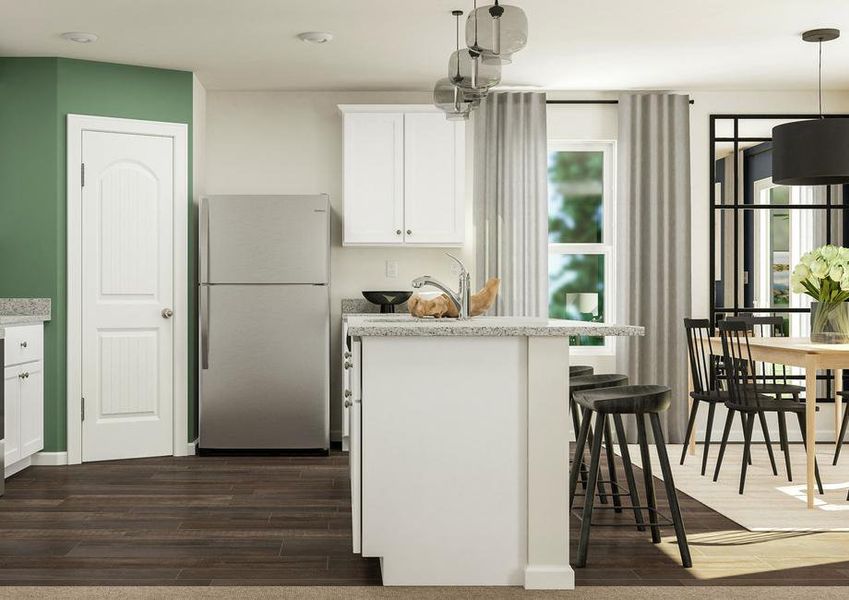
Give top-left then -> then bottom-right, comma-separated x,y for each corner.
200,284 -> 329,449
202,195 -> 329,284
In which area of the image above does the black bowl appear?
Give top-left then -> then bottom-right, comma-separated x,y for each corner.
362,291 -> 413,313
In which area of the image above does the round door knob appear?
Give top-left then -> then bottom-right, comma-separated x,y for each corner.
161,308 -> 174,319
396,229 -> 402,235
344,389 -> 352,398
344,400 -> 352,408
406,229 -> 412,235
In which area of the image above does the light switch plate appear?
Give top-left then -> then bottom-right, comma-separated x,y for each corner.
386,260 -> 398,279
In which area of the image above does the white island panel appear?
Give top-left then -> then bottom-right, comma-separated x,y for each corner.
361,335 -> 527,585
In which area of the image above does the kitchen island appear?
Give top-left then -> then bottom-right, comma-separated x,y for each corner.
344,315 -> 643,589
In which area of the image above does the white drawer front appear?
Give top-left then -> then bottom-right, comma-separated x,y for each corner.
4,324 -> 44,366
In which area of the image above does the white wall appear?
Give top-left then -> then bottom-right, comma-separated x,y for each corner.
192,74 -> 206,204
204,91 -> 474,441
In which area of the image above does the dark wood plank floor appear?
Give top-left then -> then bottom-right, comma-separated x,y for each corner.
0,451 -> 381,585
2,449 -> 848,586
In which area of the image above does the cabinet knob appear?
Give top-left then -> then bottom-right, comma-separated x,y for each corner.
406,229 -> 412,235
20,341 -> 28,348
396,229 -> 402,235
344,351 -> 351,359
19,372 -> 29,379
344,389 -> 352,398
344,400 -> 352,408
344,361 -> 353,370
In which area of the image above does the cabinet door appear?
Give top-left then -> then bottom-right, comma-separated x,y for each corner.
349,339 -> 362,553
343,112 -> 405,245
4,366 -> 21,466
403,113 -> 465,246
20,361 -> 44,458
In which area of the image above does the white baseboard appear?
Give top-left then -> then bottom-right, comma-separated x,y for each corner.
31,451 -> 68,466
5,456 -> 32,478
185,439 -> 198,456
523,566 -> 575,590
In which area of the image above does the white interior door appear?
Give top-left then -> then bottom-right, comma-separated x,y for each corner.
81,130 -> 174,462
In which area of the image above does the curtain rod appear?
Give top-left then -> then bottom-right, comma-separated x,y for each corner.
546,99 -> 695,105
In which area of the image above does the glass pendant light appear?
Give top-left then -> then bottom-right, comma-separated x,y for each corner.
773,28 -> 849,185
448,8 -> 500,93
434,10 -> 479,120
433,77 -> 478,120
466,0 -> 528,65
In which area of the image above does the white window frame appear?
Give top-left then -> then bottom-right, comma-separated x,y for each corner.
547,140 -> 617,355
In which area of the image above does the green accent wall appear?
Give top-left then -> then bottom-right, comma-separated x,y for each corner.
0,57 -> 197,451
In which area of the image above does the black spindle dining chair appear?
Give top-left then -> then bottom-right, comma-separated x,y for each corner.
682,319 -> 726,476
714,320 -> 824,495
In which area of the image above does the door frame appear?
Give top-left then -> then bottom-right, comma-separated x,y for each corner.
66,114 -> 189,465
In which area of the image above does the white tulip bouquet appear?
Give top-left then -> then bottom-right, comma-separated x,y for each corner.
791,244 -> 849,342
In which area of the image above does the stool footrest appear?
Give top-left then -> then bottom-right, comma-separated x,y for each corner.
572,505 -> 674,528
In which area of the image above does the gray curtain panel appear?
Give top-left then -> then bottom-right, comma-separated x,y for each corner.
616,93 -> 692,442
474,91 -> 548,317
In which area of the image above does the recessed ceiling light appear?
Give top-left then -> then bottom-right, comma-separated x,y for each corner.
61,32 -> 98,44
297,31 -> 333,44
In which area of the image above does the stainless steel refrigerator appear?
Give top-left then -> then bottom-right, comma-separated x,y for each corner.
199,195 -> 330,451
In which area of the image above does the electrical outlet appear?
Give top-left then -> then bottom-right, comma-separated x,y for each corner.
386,260 -> 398,279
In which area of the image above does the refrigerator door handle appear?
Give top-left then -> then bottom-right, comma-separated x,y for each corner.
201,284 -> 210,370
199,198 -> 210,283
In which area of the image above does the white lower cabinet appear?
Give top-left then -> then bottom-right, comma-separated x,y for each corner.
4,366 -> 22,465
349,337 -> 362,554
4,324 -> 45,478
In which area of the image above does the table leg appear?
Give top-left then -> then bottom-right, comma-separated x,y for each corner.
835,369 -> 843,444
687,368 -> 696,456
805,361 -> 817,509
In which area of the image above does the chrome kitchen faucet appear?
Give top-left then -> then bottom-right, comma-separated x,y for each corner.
411,253 -> 472,320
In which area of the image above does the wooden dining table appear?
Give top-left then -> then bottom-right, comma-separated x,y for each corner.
702,337 -> 848,508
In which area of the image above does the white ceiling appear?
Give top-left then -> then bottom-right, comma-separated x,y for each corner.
2,0 -> 849,92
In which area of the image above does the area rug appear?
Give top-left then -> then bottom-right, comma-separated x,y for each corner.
623,443 -> 849,531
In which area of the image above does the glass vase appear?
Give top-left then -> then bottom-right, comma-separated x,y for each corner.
810,301 -> 849,344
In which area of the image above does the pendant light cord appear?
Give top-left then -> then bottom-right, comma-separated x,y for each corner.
454,11 -> 461,79
818,39 -> 824,118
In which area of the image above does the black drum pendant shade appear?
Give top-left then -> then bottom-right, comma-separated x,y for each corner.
772,28 -> 849,186
772,118 -> 849,185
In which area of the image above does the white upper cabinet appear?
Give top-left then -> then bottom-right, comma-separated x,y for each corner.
343,111 -> 405,245
340,105 -> 465,247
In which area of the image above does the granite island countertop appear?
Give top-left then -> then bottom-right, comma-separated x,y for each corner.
346,315 -> 644,338
0,298 -> 52,338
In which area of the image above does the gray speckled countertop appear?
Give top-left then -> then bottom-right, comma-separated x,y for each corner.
0,298 -> 52,338
346,315 -> 644,338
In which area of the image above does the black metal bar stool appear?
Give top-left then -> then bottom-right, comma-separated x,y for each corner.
569,384 -> 692,569
570,373 -> 630,509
